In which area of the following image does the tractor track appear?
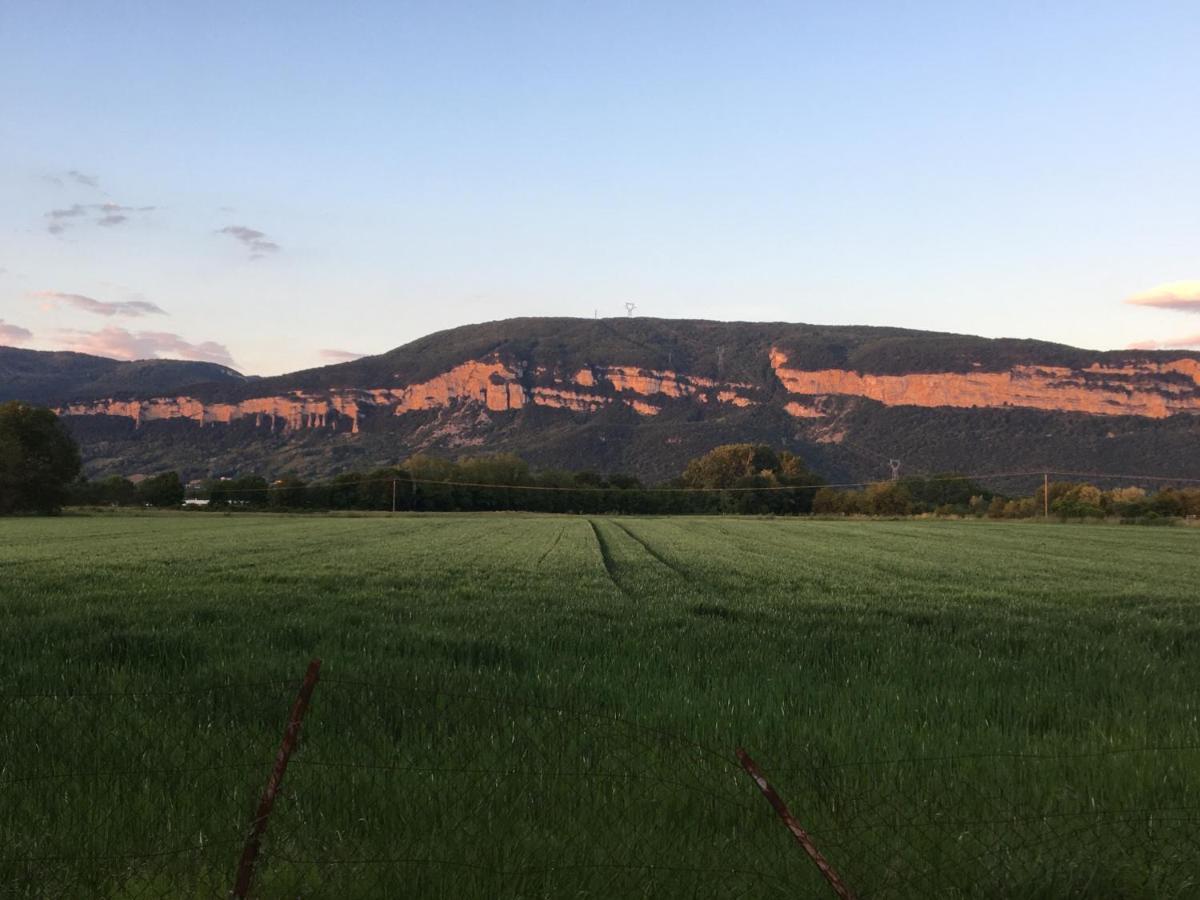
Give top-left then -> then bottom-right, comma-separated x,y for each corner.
587,519 -> 630,597
535,523 -> 568,568
610,521 -> 689,577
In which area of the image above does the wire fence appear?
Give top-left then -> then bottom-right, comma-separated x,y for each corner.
2,665 -> 1198,898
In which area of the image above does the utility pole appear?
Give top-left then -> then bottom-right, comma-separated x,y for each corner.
1043,473 -> 1049,520
391,478 -> 397,514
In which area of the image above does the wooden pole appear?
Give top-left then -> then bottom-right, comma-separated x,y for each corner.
391,478 -> 396,514
231,659 -> 322,899
1044,472 -> 1050,520
736,748 -> 857,900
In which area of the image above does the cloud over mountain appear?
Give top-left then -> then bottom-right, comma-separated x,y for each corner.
1126,333 -> 1200,351
0,320 -> 33,345
54,326 -> 236,367
319,348 -> 364,362
33,291 -> 167,318
1126,281 -> 1200,313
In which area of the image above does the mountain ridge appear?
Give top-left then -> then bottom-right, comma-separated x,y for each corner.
4,317 -> 1200,483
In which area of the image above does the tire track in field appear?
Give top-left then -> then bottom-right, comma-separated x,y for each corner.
590,519 -> 722,601
610,521 -> 688,577
535,523 -> 568,567
587,519 -> 630,597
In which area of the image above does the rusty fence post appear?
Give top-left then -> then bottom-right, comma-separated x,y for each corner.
736,748 -> 858,900
231,658 -> 322,899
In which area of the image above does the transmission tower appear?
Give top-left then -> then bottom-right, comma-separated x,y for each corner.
888,459 -> 902,481
624,302 -> 637,317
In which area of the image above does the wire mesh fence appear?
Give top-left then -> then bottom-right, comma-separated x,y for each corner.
0,681 -> 298,898
2,667 -> 1198,898
754,746 -> 1200,899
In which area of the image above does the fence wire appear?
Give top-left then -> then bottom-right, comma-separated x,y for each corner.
2,675 -> 1198,899
0,682 -> 296,899
758,747 -> 1200,899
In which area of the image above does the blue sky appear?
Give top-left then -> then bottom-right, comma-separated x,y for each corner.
2,1 -> 1198,374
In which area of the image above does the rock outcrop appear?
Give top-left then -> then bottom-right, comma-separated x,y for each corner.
770,350 -> 1200,419
59,349 -> 1200,434
56,355 -> 762,432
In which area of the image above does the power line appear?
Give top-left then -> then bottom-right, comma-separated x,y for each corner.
192,469 -> 1200,497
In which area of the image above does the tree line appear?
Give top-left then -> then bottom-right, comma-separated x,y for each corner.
2,400 -> 1197,521
188,445 -> 827,515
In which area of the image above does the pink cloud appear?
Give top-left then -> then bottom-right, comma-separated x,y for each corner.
1126,333 -> 1200,351
54,326 -> 237,367
0,320 -> 33,345
319,348 -> 364,363
1126,280 -> 1200,313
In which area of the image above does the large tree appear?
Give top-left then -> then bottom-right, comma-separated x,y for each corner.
679,443 -> 824,513
136,472 -> 185,508
0,401 -> 82,514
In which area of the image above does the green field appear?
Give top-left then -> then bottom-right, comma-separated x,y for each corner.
3,513 -> 1199,898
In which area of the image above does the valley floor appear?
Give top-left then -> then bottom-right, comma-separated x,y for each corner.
2,513 -> 1198,898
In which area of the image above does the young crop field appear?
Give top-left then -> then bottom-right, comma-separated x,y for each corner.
2,513 -> 1198,898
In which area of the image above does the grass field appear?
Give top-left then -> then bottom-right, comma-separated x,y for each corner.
2,513 -> 1199,898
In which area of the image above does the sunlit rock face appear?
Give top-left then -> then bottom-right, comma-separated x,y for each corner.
57,348 -> 1200,434
58,394 -> 366,433
55,355 -> 760,431
770,349 -> 1200,419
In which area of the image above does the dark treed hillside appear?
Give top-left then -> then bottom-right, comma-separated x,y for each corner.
0,347 -> 247,405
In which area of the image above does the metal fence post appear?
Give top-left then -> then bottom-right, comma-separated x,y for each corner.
736,748 -> 858,900
231,658 -> 322,899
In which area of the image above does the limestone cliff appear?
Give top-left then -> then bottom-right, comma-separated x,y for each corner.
770,350 -> 1200,419
57,348 -> 1200,434
56,356 -> 762,432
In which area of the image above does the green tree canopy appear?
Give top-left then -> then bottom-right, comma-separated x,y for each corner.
0,401 -> 82,514
680,444 -> 818,488
136,472 -> 184,508
679,443 -> 824,513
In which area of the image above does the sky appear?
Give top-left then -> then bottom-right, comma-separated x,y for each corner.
2,1 -> 1199,375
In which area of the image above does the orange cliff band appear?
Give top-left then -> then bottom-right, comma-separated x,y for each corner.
54,350 -> 1200,432
769,349 -> 1200,419
53,356 -> 759,430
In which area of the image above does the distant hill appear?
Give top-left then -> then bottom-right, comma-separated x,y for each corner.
5,318 -> 1200,484
0,347 -> 247,405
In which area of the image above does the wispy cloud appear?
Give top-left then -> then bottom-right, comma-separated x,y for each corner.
54,326 -> 237,367
42,169 -> 102,190
0,320 -> 33,345
1126,280 -> 1200,313
216,225 -> 281,259
67,169 -> 99,188
1125,333 -> 1200,351
44,202 -> 155,235
319,348 -> 364,363
32,291 -> 167,318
